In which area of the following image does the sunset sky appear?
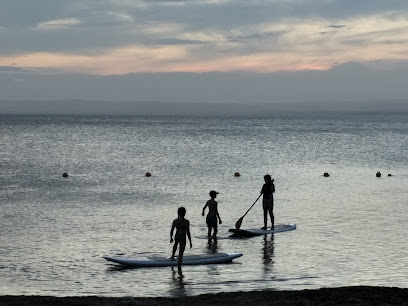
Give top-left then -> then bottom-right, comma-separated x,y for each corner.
1,0 -> 408,107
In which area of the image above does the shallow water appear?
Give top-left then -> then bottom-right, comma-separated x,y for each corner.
0,113 -> 407,297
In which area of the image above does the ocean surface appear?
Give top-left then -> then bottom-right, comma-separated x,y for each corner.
0,112 -> 407,297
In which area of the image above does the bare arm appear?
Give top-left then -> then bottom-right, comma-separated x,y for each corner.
170,220 -> 176,243
202,201 -> 208,216
216,203 -> 222,224
186,220 -> 192,248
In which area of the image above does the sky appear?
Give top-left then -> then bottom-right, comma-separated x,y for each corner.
1,0 -> 408,112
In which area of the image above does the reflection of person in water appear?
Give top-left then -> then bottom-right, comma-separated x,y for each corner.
170,266 -> 187,292
207,237 -> 218,254
202,190 -> 222,239
262,235 -> 275,274
170,207 -> 192,275
262,235 -> 275,264
260,174 -> 275,230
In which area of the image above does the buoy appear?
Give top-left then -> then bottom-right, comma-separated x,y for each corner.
62,172 -> 68,178
145,172 -> 151,177
376,171 -> 381,177
323,172 -> 330,177
234,172 -> 240,177
388,173 -> 392,177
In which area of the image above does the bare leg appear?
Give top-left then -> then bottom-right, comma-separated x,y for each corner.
269,210 -> 274,230
262,208 -> 268,229
178,240 -> 186,275
207,226 -> 212,238
212,225 -> 218,238
171,242 -> 178,260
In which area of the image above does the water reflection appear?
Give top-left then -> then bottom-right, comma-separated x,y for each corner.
105,264 -> 134,273
262,235 -> 275,275
168,266 -> 187,297
207,238 -> 218,254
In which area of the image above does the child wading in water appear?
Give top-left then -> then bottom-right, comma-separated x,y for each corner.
202,190 -> 222,239
170,207 -> 192,274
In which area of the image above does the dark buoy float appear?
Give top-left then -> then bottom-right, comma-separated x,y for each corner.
62,172 -> 68,178
376,171 -> 381,177
323,172 -> 330,177
145,172 -> 151,177
234,172 -> 240,177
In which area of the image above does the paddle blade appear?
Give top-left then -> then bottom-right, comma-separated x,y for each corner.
235,194 -> 261,229
235,216 -> 244,229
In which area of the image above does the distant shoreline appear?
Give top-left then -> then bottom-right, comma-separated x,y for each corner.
2,286 -> 408,305
1,99 -> 408,115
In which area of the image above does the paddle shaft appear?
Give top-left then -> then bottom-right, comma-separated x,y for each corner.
235,193 -> 262,229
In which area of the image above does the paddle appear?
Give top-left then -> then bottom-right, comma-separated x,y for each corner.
235,194 -> 262,229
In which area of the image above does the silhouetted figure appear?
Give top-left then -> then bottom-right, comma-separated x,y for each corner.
170,207 -> 192,275
202,191 -> 222,239
261,174 -> 275,230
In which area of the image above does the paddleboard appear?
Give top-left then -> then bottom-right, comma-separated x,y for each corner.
229,224 -> 296,237
104,252 -> 243,267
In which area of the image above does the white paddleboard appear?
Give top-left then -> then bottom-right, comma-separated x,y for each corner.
104,252 -> 243,267
229,224 -> 296,237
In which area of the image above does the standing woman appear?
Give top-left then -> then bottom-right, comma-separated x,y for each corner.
170,207 -> 192,274
261,174 -> 275,230
202,190 -> 222,239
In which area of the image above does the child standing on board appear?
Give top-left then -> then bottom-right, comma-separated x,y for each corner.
170,207 -> 192,274
202,190 -> 222,239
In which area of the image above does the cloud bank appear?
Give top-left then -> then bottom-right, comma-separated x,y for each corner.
0,0 -> 407,111
0,1 -> 408,75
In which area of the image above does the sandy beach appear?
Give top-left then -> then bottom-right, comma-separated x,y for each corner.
1,286 -> 408,305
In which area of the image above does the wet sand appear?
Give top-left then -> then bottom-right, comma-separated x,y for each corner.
1,286 -> 408,305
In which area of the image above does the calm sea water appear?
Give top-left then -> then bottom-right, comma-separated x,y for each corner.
0,112 -> 407,297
